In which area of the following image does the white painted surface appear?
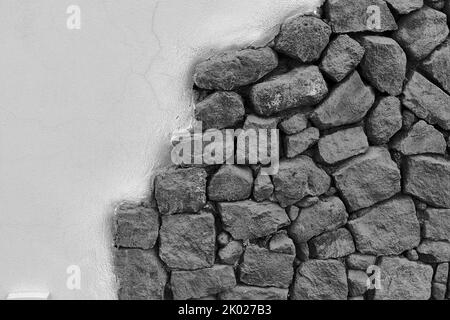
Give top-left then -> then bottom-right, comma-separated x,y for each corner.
0,0 -> 321,299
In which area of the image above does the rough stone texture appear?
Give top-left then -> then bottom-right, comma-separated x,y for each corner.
171,265 -> 236,300
250,66 -> 328,116
292,259 -> 348,300
279,113 -> 308,135
115,249 -> 167,300
269,231 -> 296,255
417,240 -> 450,263
219,286 -> 288,300
239,245 -> 294,288
243,114 -> 280,131
289,196 -> 348,243
348,196 -> 421,255
193,47 -> 278,90
406,249 -> 419,261
402,71 -> 450,131
273,156 -> 331,207
284,127 -> 320,158
333,147 -> 401,212
434,263 -> 449,284
296,196 -> 319,208
218,240 -> 244,265
346,254 -> 377,271
420,39 -> 450,95
309,228 -> 356,259
155,167 -> 207,215
423,209 -> 450,241
425,0 -> 445,10
318,127 -> 369,165
217,232 -> 231,247
310,71 -> 375,129
194,92 -> 245,130
404,155 -> 450,208
325,0 -> 397,33
208,165 -> 253,202
432,282 -> 447,300
366,96 -> 402,145
217,200 -> 290,240
393,6 -> 449,60
287,205 -> 299,221
159,213 -> 215,270
114,202 -> 159,249
386,0 -> 424,14
347,270 -> 369,297
374,257 -> 433,300
319,35 -> 365,82
359,36 -> 407,96
253,172 -> 274,202
274,15 -> 332,63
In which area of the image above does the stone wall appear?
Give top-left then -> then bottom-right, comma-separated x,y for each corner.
113,0 -> 450,300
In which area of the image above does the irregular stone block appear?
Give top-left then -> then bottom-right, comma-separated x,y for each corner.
292,259 -> 348,300
425,0 -> 445,10
193,47 -> 278,90
432,282 -> 447,300
219,286 -> 288,300
159,213 -> 215,270
348,196 -> 421,255
239,245 -> 294,288
218,240 -> 243,265
208,165 -> 253,202
269,231 -> 296,255
253,171 -> 274,202
423,209 -> 450,241
420,39 -> 450,95
279,113 -> 308,135
296,196 -> 319,208
217,200 -> 290,240
274,15 -> 331,63
333,147 -> 401,211
386,0 -> 424,14
404,155 -> 450,208
319,35 -> 365,82
346,254 -> 377,271
310,71 -> 375,129
374,257 -> 433,300
417,240 -> 450,263
250,66 -> 328,116
171,265 -> 236,300
309,228 -> 356,259
318,127 -> 369,165
366,96 -> 402,145
347,270 -> 369,297
434,263 -> 449,284
284,127 -> 319,158
406,249 -> 419,261
155,167 -> 207,215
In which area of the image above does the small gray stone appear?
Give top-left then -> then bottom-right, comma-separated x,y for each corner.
358,36 -> 407,96
253,172 -> 274,202
243,114 -> 280,131
393,6 -> 449,60
319,35 -> 365,82
432,282 -> 447,300
366,96 -> 403,145
386,0 -> 424,14
274,15 -> 331,63
208,165 -> 253,202
219,286 -> 288,300
422,208 -> 450,241
420,39 -> 450,95
218,240 -> 244,265
309,228 -> 356,259
406,249 -> 419,261
239,245 -> 295,288
217,231 -> 231,247
250,66 -> 328,116
404,155 -> 450,208
171,265 -> 236,300
295,196 -> 319,208
434,263 -> 449,284
402,110 -> 418,130
318,127 -> 369,165
284,127 -> 320,158
417,240 -> 450,263
348,270 -> 369,297
287,206 -> 299,221
295,242 -> 310,262
279,113 -> 308,135
193,47 -> 278,90
217,200 -> 290,240
292,259 -> 348,300
269,231 -> 296,255
310,71 -> 375,129
346,254 -> 377,271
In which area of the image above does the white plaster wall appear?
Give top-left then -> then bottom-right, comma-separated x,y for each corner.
0,0 -> 321,299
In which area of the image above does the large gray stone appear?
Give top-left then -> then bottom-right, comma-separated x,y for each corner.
317,127 -> 369,165
402,71 -> 450,130
154,167 -> 207,215
346,254 -> 377,271
358,36 -> 406,96
393,6 -> 449,60
291,259 -> 348,300
386,0 -> 424,14
114,249 -> 167,300
333,147 -> 401,212
159,213 -> 215,270
284,127 -> 319,158
348,196 -> 421,255
417,240 -> 450,263
250,66 -> 328,116
325,0 -> 397,33
309,228 -> 356,259
239,245 -> 294,288
219,286 -> 288,300
289,196 -> 348,243
319,35 -> 365,82
404,155 -> 450,208
392,120 -> 446,155
422,208 -> 450,241
374,257 -> 433,300
193,47 -> 278,90
274,15 -> 331,63
194,92 -> 245,130
366,96 -> 402,145
207,165 -> 253,202
272,156 -> 331,207
310,71 -> 375,129
171,265 -> 236,300
217,200 -> 290,240
420,39 -> 450,95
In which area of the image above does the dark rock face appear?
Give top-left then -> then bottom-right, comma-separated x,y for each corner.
208,165 -> 253,201
309,228 -> 356,259
366,96 -> 402,145
193,47 -> 278,90
420,39 -> 450,95
284,127 -> 320,158
417,240 -> 450,263
347,270 -> 369,297
219,286 -> 288,300
385,0 -> 424,14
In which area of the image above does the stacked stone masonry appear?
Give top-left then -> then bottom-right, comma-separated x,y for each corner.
113,0 -> 450,300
